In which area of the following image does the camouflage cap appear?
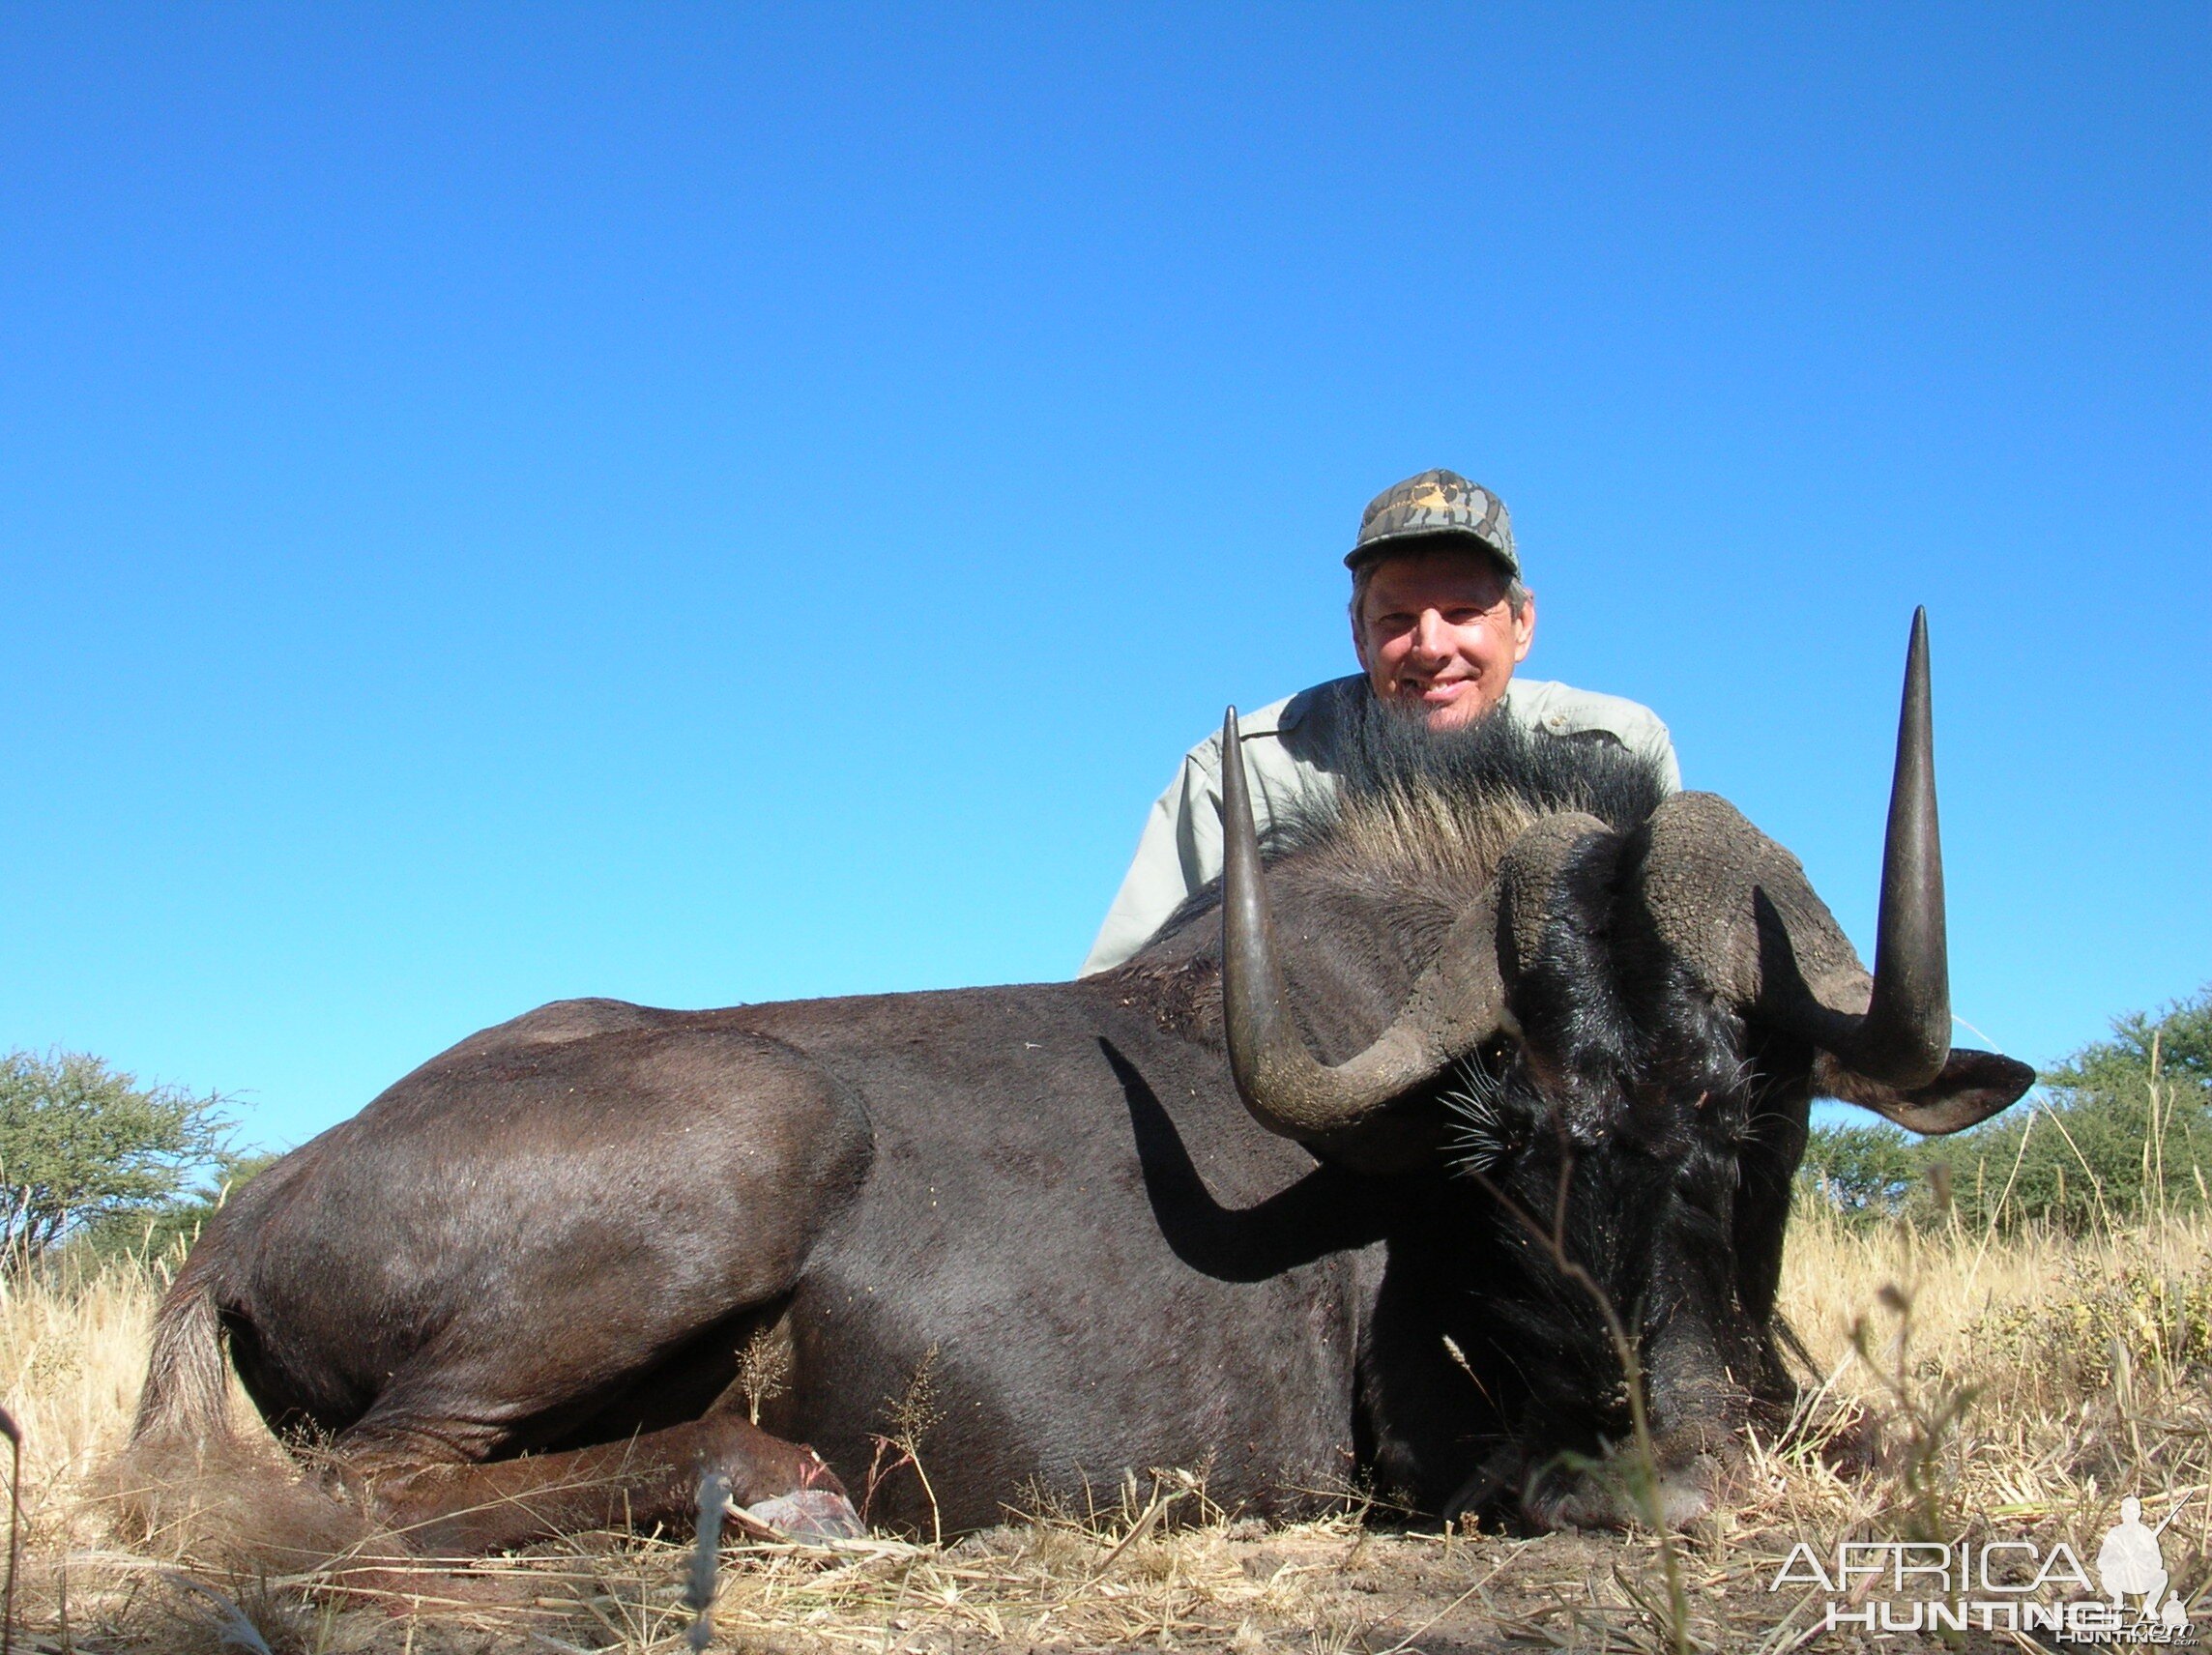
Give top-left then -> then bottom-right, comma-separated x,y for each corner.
1346,469 -> 1519,578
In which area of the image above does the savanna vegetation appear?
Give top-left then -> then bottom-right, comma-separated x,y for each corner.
0,995 -> 2204,1652
1803,983 -> 2212,1231
0,1049 -> 232,1266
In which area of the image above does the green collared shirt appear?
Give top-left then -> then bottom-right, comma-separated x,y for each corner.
1079,675 -> 1680,976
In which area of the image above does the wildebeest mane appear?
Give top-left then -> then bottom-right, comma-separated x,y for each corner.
1273,690 -> 1667,869
1138,698 -> 1668,965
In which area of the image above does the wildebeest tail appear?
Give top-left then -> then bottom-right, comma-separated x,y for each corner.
130,1261 -> 233,1447
111,1262 -> 382,1569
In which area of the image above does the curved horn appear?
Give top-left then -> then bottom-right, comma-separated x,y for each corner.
1854,606 -> 1950,1085
1219,709 -> 1512,1142
1632,609 -> 1951,1088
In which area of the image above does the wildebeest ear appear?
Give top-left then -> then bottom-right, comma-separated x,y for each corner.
1812,1047 -> 2036,1137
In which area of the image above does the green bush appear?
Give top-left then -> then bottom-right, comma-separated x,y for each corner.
1799,1121 -> 1926,1215
1980,1253 -> 2212,1396
0,1048 -> 230,1264
76,1147 -> 280,1264
1799,984 -> 2212,1232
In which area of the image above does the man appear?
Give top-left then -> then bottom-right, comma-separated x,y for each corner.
1080,469 -> 1679,975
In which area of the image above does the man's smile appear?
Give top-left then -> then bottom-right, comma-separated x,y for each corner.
1405,675 -> 1476,703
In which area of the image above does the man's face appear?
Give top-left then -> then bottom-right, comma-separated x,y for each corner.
1352,548 -> 1537,730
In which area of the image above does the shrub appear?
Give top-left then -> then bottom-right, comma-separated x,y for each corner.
77,1148 -> 281,1265
1949,984 -> 2210,1232
1798,1121 -> 1924,1217
1979,1253 -> 2212,1400
0,1048 -> 229,1264
1799,983 -> 2212,1232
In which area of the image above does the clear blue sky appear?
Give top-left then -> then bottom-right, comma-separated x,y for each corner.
4,5 -> 2205,1154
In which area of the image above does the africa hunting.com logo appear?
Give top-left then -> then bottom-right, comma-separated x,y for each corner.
1768,1495 -> 2199,1642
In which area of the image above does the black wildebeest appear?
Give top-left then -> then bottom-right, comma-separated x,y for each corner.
130,613 -> 2031,1550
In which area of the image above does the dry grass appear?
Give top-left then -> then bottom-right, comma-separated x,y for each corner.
1,1205 -> 2206,1652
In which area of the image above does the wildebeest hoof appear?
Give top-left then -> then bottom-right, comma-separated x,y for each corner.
1521,1450 -> 1720,1532
1652,1457 -> 1719,1527
740,1489 -> 866,1542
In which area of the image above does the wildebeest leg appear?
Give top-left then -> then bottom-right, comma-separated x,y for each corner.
339,1408 -> 860,1555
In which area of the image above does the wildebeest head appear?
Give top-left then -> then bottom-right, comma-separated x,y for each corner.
1218,611 -> 2034,1526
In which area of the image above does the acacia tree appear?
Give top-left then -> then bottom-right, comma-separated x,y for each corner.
0,1048 -> 227,1263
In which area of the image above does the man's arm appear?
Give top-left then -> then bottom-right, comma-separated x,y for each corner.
1079,694 -> 1343,975
1078,736 -> 1229,976
1644,717 -> 1682,793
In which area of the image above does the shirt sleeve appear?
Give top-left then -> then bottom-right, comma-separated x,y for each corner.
1078,736 -> 1228,976
1644,717 -> 1683,794
1521,679 -> 1682,795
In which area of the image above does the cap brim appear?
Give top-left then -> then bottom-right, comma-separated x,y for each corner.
1344,526 -> 1520,577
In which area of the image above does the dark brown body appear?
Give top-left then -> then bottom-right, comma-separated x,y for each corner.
185,983 -> 1387,1542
